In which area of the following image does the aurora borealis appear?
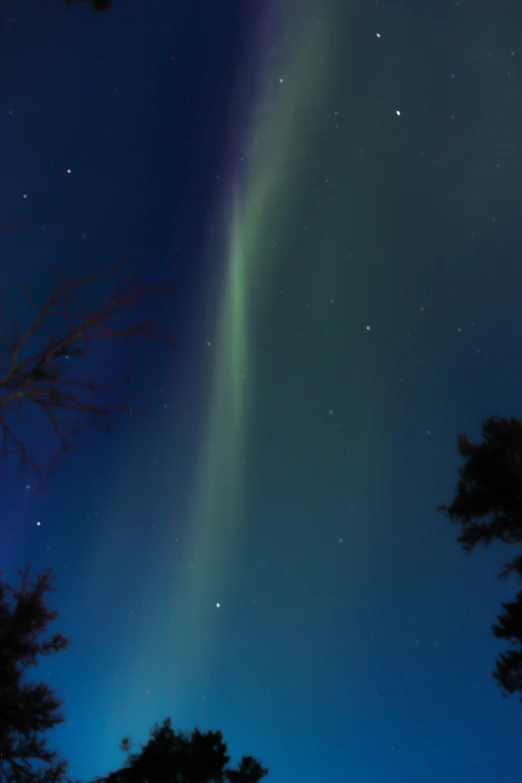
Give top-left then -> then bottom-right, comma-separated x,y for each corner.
2,0 -> 522,781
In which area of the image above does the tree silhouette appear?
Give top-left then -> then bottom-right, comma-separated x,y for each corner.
0,565 -> 70,782
0,249 -> 178,485
439,414 -> 522,698
65,0 -> 111,12
92,717 -> 268,783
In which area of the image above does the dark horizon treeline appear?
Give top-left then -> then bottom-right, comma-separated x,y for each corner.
0,247 -> 521,778
2,408 -> 522,780
65,0 -> 111,12
0,565 -> 269,783
0,240 -> 268,783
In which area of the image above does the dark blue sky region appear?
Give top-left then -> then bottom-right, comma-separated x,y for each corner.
2,1 -> 522,781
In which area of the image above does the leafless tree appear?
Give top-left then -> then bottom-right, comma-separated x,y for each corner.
0,220 -> 178,484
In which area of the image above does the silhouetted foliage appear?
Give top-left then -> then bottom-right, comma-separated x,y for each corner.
0,225 -> 178,484
492,592 -> 522,696
0,565 -> 69,782
439,415 -> 522,698
65,0 -> 111,12
92,717 -> 268,783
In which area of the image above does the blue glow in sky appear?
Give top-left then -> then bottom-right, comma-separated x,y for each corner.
2,0 -> 522,781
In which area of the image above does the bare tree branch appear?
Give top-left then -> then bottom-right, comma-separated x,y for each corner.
0,232 -> 179,483
0,218 -> 23,233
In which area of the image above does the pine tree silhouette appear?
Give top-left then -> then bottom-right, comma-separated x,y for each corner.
0,565 -> 70,782
92,718 -> 268,783
439,415 -> 522,698
65,0 -> 111,12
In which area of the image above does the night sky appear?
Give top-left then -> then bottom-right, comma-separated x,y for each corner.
2,0 -> 522,781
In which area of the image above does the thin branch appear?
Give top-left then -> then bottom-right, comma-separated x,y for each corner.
0,250 -> 179,483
